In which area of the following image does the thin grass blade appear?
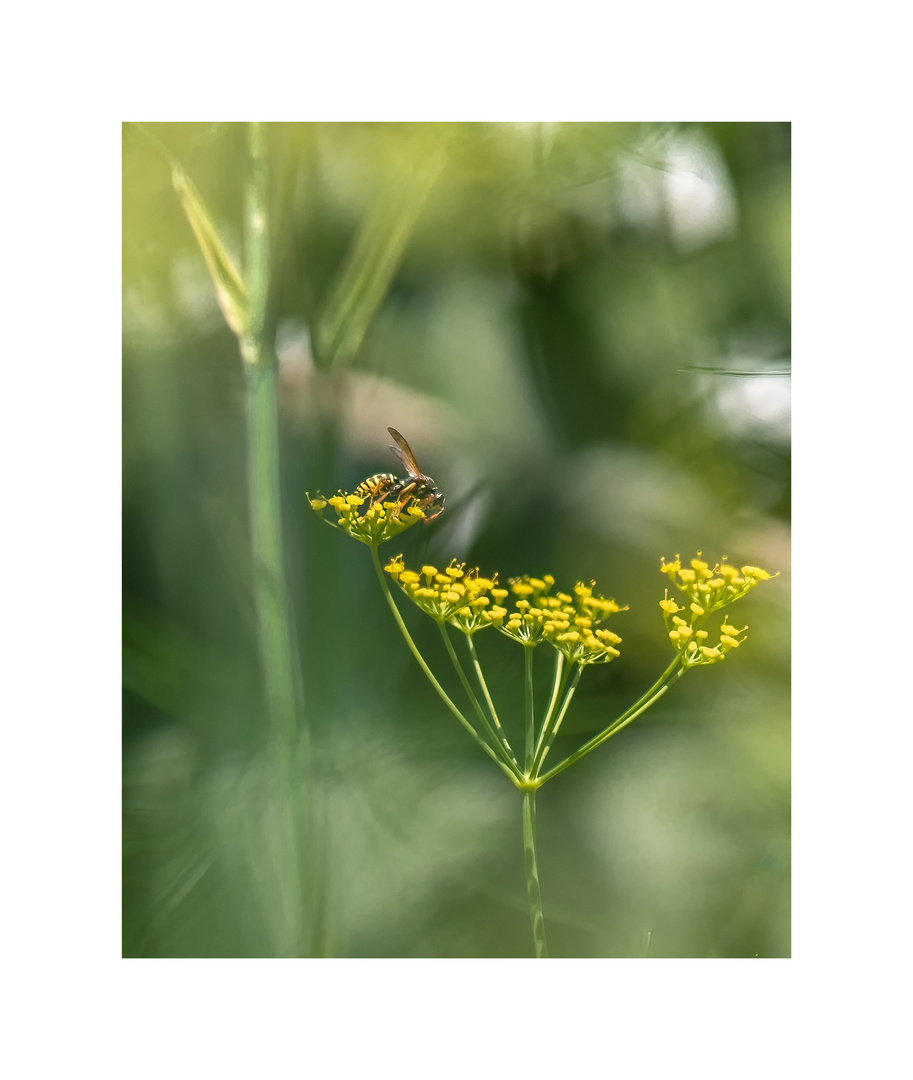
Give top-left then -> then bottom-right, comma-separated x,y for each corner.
316,150 -> 446,368
172,164 -> 249,338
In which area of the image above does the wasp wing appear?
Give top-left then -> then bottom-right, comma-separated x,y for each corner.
387,427 -> 422,477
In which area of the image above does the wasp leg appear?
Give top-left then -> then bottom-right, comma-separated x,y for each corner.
390,481 -> 419,513
367,479 -> 416,513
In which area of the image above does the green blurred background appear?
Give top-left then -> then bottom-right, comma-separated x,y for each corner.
123,122 -> 790,958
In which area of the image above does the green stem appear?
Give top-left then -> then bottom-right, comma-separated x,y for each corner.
539,655 -> 685,786
241,124 -> 304,750
543,650 -> 567,729
243,364 -> 303,743
370,546 -> 518,784
437,624 -> 520,776
240,122 -> 311,956
532,662 -> 584,776
465,634 -> 514,757
532,651 -> 570,768
523,645 -> 538,776
523,789 -> 549,958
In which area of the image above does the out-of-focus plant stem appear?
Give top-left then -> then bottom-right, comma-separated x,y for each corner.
241,125 -> 303,747
240,123 -> 312,957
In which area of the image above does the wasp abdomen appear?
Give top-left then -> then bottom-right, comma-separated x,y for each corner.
354,472 -> 398,501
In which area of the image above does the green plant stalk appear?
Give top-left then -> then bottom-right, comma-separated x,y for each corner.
437,623 -> 520,775
243,364 -> 303,744
465,634 -> 515,757
532,661 -> 585,776
523,789 -> 549,958
543,650 -> 567,728
532,651 -> 570,768
370,546 -> 519,784
539,655 -> 685,785
524,645 -> 536,776
240,124 -> 304,752
239,123 -> 312,956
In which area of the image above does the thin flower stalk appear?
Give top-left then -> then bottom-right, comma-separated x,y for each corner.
437,621 -> 520,776
538,655 -> 684,785
369,545 -> 519,784
523,645 -> 536,777
465,635 -> 513,757
541,651 -> 567,738
532,650 -> 570,768
532,662 -> 585,777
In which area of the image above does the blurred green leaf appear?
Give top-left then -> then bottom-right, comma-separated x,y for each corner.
171,163 -> 249,338
316,144 -> 447,368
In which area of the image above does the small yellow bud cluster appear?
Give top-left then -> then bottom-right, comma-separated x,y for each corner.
658,552 -> 774,668
660,553 -> 777,614
491,575 -> 627,666
385,557 -> 500,628
308,490 -> 426,546
660,592 -> 749,667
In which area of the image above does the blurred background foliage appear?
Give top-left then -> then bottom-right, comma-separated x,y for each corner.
123,122 -> 789,958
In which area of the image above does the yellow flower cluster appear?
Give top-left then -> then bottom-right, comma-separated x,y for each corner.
384,561 -> 626,665
491,575 -> 626,666
659,553 -> 776,667
384,557 -> 502,630
660,554 -> 776,614
659,595 -> 748,667
308,490 -> 426,546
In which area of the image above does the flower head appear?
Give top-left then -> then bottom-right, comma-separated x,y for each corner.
660,553 -> 777,614
659,552 -> 775,668
492,574 -> 627,665
308,489 -> 428,546
384,561 -> 626,663
385,557 -> 500,627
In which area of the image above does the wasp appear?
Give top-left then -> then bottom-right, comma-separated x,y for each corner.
354,427 -> 445,521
